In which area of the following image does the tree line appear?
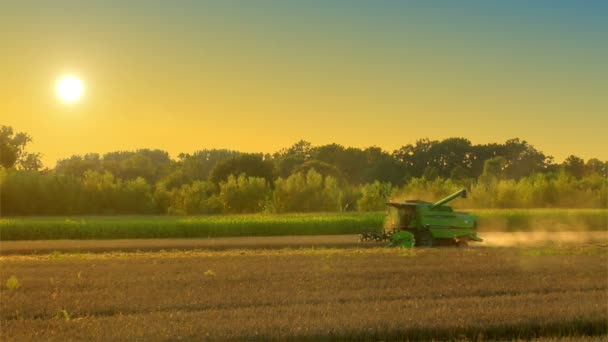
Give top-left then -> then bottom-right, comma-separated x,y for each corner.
1,125 -> 606,215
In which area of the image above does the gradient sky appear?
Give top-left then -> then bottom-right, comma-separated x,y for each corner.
2,0 -> 607,167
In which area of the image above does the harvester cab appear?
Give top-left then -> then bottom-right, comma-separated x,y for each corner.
360,189 -> 482,248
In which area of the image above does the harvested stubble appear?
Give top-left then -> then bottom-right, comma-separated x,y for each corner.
1,247 -> 606,341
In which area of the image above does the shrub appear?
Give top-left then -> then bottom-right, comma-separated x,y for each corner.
357,181 -> 392,211
219,174 -> 269,213
273,169 -> 345,213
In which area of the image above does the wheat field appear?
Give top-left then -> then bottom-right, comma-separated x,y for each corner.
1,246 -> 606,341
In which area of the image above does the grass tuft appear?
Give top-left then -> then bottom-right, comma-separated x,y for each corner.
5,275 -> 20,290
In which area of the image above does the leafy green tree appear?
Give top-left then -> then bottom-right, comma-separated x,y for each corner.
273,140 -> 313,178
275,154 -> 306,178
19,153 -> 43,171
422,166 -> 439,181
584,158 -> 606,176
274,140 -> 313,159
563,155 -> 585,179
481,157 -> 507,181
501,138 -> 550,179
179,149 -> 241,181
209,153 -> 274,184
357,181 -> 392,211
0,126 -> 42,170
168,181 -> 221,215
219,175 -> 269,213
393,138 -> 437,178
450,165 -> 471,181
102,149 -> 171,183
56,154 -> 102,177
361,147 -> 406,185
311,144 -> 367,184
273,169 -> 344,213
81,170 -> 119,214
293,160 -> 342,180
117,177 -> 155,214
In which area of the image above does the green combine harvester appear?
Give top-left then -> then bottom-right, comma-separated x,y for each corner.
360,189 -> 482,248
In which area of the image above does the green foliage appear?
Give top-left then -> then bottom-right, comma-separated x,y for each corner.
469,171 -> 607,209
0,209 -> 606,240
563,155 -> 586,179
178,149 -> 241,182
273,169 -> 344,213
219,175 -> 269,213
167,181 -> 221,215
481,156 -> 507,181
2,125 -> 607,216
293,160 -> 342,180
0,125 -> 41,170
209,153 -> 274,184
0,213 -> 383,240
357,181 -> 392,211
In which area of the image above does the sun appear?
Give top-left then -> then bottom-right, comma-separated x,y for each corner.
56,75 -> 84,104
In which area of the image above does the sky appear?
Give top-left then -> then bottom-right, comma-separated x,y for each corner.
1,0 -> 607,167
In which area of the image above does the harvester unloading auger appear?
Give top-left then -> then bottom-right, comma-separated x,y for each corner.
360,189 -> 482,248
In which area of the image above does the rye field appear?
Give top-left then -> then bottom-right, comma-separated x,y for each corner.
1,246 -> 606,341
0,209 -> 606,240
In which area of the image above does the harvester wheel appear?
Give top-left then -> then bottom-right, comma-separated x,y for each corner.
388,231 -> 415,248
456,239 -> 469,248
415,230 -> 434,247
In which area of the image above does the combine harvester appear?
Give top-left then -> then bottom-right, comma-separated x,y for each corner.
360,189 -> 482,248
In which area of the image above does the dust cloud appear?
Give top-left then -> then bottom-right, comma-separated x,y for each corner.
478,231 -> 608,247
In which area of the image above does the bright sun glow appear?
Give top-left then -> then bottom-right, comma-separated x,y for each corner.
56,75 -> 84,104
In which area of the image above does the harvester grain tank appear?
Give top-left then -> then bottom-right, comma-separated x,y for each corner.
360,189 -> 481,248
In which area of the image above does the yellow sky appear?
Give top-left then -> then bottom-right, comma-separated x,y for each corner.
2,2 -> 607,166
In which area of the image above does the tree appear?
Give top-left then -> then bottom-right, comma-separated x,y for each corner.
480,156 -> 507,184
361,147 -> 406,185
219,175 -> 269,213
584,158 -> 606,177
273,140 -> 313,178
272,169 -> 344,213
274,140 -> 313,159
450,165 -> 471,181
55,153 -> 102,177
393,138 -> 437,178
293,160 -> 342,180
357,181 -> 392,211
0,125 -> 42,169
501,138 -> 550,179
275,154 -> 306,178
563,155 -> 585,179
311,144 -> 368,184
209,153 -> 274,184
179,149 -> 241,181
168,181 -> 221,215
19,152 -> 43,171
102,149 -> 171,183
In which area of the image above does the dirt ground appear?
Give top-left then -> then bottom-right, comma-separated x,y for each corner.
1,231 -> 606,255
